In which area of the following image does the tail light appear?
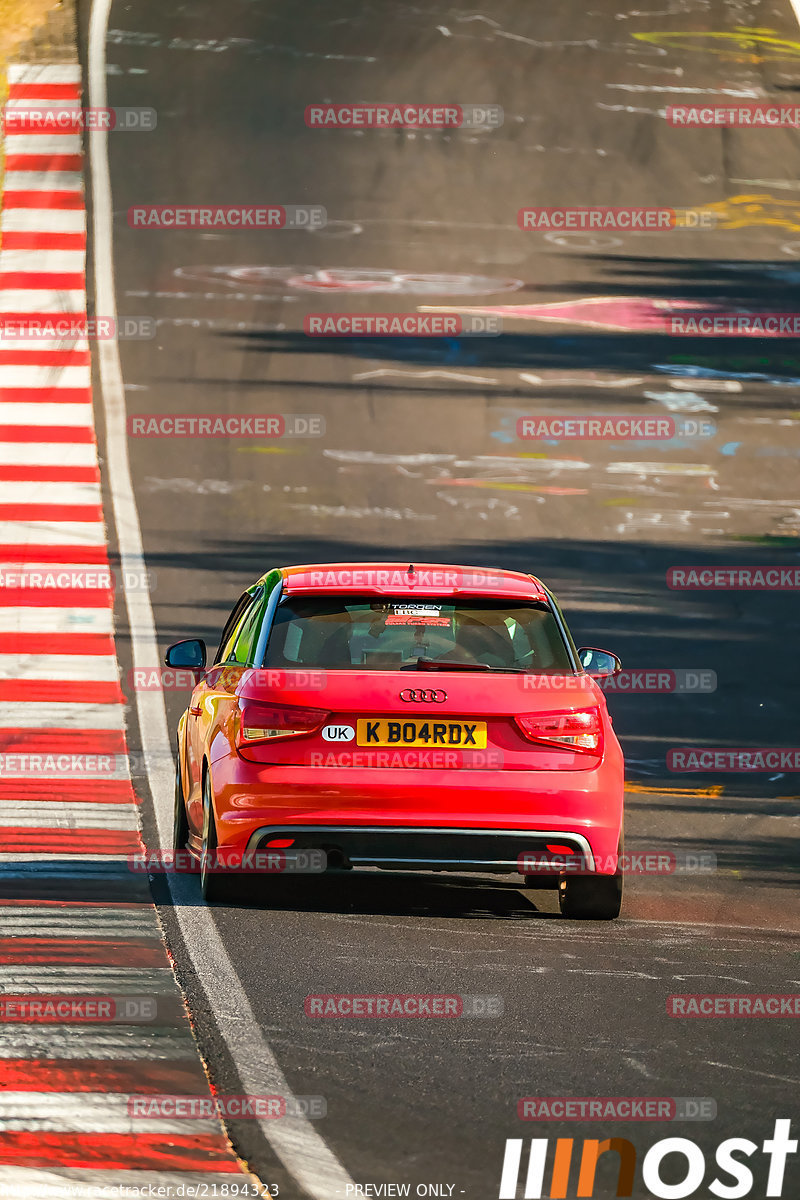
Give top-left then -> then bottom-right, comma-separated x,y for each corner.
515,707 -> 602,754
237,700 -> 329,745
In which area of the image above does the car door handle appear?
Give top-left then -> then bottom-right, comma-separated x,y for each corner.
189,705 -> 202,716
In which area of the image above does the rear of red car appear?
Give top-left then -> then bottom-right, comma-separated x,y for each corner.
190,564 -> 625,918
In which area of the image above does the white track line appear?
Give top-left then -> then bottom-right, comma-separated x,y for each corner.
0,522 -> 106,546
0,654 -> 118,682
0,282 -> 85,306
1,249 -> 86,271
88,1 -> 357,1194
8,64 -> 82,82
0,443 -> 96,466
791,0 -> 800,30
0,609 -> 113,635
0,1093 -> 217,1135
0,703 -> 124,729
0,1027 -> 197,1059
0,482 -> 99,504
0,365 -> 91,387
0,804 -> 138,829
0,404 -> 94,427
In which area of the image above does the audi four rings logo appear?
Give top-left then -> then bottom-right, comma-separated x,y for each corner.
399,689 -> 447,703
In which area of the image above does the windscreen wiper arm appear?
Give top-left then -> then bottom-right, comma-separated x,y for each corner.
400,657 -> 527,673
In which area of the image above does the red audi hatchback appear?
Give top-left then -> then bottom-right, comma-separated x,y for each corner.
168,563 -> 625,918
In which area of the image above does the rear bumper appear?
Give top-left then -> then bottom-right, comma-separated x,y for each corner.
245,824 -> 596,872
210,755 -> 624,870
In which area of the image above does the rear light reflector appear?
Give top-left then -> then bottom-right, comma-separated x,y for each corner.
514,707 -> 602,753
546,843 -> 576,855
237,700 -> 329,745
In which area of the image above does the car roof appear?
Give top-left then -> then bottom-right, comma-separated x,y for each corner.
260,562 -> 549,602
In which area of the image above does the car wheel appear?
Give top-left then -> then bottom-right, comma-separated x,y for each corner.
200,771 -> 234,904
558,871 -> 623,920
172,756 -> 190,852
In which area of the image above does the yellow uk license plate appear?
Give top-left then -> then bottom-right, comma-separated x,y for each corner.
356,718 -> 487,749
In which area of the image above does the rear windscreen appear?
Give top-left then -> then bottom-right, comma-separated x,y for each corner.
262,596 -> 573,672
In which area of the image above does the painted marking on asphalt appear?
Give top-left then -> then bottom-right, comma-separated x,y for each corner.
0,58 -> 252,1189
88,1 -> 358,1193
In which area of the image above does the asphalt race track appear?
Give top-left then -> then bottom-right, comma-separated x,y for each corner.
76,0 -> 800,1195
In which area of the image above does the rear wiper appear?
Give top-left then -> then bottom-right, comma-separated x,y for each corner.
400,657 -> 526,674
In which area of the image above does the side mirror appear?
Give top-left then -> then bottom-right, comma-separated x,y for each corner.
578,646 -> 621,678
164,639 -> 206,669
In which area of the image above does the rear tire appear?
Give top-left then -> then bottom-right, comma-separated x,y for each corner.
200,771 -> 235,904
558,871 -> 622,920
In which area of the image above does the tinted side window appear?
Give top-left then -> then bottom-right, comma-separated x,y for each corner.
215,592 -> 257,664
229,588 -> 266,665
